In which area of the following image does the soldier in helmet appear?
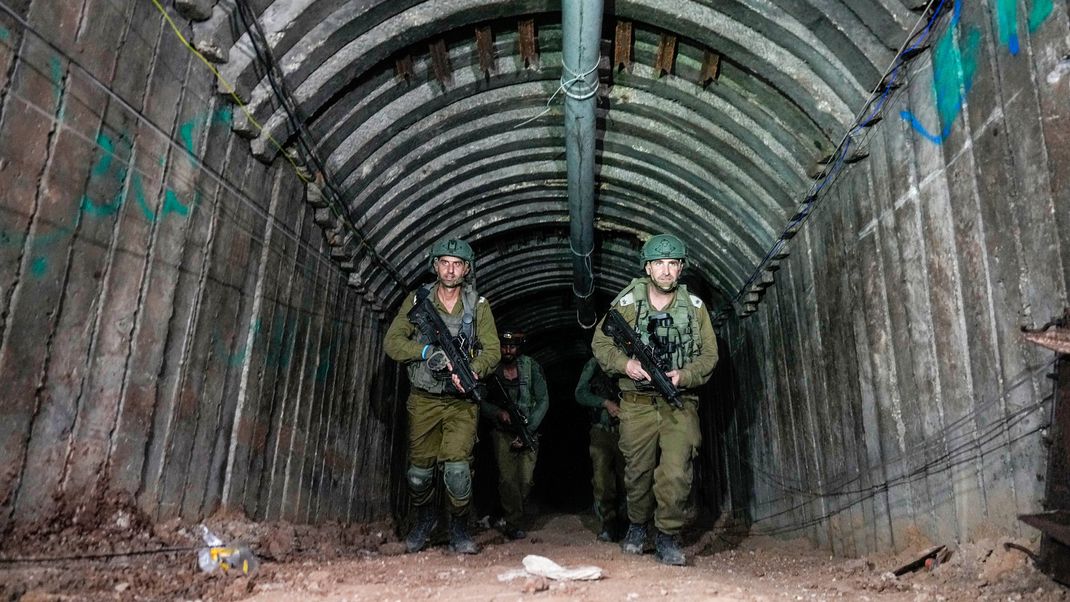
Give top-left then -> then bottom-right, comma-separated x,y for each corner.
575,356 -> 625,542
480,329 -> 549,540
384,237 -> 501,555
590,233 -> 718,566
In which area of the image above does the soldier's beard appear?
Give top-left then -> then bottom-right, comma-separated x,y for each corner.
650,277 -> 678,294
501,353 -> 516,363
438,276 -> 464,288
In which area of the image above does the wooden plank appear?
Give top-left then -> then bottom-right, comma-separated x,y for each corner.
613,21 -> 632,71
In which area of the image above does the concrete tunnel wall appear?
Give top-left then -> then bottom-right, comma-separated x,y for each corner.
718,2 -> 1070,555
0,1 -> 405,531
0,0 -> 1067,559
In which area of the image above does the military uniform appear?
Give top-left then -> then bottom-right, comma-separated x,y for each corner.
590,234 -> 718,565
575,357 -> 625,540
383,238 -> 500,554
481,353 -> 549,536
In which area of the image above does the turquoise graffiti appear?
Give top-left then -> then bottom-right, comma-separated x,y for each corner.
77,106 -> 227,225
0,26 -> 10,43
900,0 -> 1055,144
0,223 -> 73,278
49,56 -> 63,106
995,0 -> 1054,56
81,132 -> 131,217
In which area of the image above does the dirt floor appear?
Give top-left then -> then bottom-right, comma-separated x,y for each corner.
1,504 -> 1066,601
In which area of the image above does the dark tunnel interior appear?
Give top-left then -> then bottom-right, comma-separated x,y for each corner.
0,2 -> 1068,590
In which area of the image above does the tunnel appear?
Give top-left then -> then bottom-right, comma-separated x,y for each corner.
0,0 -> 1068,599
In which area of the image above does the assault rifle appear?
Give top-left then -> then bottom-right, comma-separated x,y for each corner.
601,309 -> 683,409
407,288 -> 483,403
486,373 -> 538,451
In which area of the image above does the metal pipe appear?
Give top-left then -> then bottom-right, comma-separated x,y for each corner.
562,0 -> 603,328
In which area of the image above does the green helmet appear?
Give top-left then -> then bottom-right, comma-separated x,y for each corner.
429,238 -> 475,269
639,234 -> 687,268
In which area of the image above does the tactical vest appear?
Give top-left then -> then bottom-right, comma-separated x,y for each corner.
407,283 -> 480,394
496,356 -> 536,417
611,277 -> 703,372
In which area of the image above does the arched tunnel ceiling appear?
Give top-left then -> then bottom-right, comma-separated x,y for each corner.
196,0 -> 923,359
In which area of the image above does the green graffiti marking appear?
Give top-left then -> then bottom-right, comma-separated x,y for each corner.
161,189 -> 191,217
900,0 -> 980,144
995,0 -> 1054,54
30,256 -> 48,277
935,27 -> 981,131
91,133 -> 114,176
0,26 -> 10,43
80,170 -> 127,216
214,319 -> 261,367
81,132 -> 133,217
995,0 -> 1019,55
1028,0 -> 1053,32
49,56 -> 63,105
214,106 -> 232,126
179,120 -> 197,156
315,352 -> 332,382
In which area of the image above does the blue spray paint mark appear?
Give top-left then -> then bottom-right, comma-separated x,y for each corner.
995,0 -> 1020,55
899,0 -> 981,144
91,133 -> 114,176
0,26 -> 10,43
1028,0 -> 1053,32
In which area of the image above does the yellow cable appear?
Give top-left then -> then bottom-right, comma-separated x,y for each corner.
149,0 -> 409,280
150,0 -> 310,183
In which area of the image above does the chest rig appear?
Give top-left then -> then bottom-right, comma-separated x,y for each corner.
407,283 -> 480,394
613,278 -> 700,373
496,356 -> 535,415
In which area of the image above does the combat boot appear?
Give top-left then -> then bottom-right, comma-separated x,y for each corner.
404,505 -> 437,553
620,522 -> 647,555
448,514 -> 479,554
654,531 -> 685,566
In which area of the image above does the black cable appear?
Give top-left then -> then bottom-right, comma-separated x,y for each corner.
714,0 -> 953,324
231,0 -> 405,287
0,545 -> 198,565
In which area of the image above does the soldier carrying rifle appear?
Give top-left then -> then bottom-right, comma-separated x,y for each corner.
590,233 -> 718,566
481,330 -> 549,540
384,238 -> 500,555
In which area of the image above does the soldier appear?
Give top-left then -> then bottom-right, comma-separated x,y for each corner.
575,356 -> 626,542
480,330 -> 549,540
384,238 -> 500,555
590,234 -> 718,566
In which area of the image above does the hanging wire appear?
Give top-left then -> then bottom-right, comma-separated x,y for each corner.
0,545 -> 198,565
714,0 -> 953,323
513,59 -> 602,130
707,354 -> 1057,536
226,0 -> 405,287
